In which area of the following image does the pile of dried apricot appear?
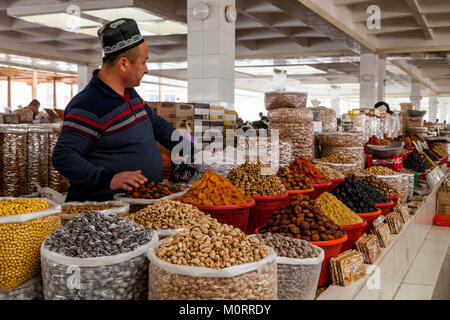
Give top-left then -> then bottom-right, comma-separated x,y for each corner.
178,170 -> 253,206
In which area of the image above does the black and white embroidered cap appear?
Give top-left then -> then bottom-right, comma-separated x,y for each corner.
98,18 -> 145,57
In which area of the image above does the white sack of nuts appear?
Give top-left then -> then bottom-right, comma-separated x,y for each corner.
147,220 -> 277,300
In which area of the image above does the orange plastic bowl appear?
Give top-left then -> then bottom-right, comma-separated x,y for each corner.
247,193 -> 288,234
356,209 -> 382,234
339,221 -> 367,252
329,178 -> 344,192
376,200 -> 394,216
387,195 -> 400,207
309,182 -> 333,200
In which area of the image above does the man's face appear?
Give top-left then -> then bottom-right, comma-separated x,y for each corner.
125,42 -> 149,87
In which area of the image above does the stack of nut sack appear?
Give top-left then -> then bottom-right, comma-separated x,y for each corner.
266,92 -> 315,159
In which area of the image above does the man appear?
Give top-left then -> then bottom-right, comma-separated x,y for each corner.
52,18 -> 192,202
26,99 -> 40,119
258,112 -> 263,119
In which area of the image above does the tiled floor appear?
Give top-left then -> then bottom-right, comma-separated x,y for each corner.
393,226 -> 450,300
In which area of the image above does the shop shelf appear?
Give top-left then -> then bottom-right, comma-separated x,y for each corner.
247,193 -> 288,234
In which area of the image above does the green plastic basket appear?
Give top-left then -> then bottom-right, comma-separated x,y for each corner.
413,172 -> 420,188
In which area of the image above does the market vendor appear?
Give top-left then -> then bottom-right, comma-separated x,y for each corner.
52,18 -> 193,202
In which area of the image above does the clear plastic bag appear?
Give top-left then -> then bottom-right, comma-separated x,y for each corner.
265,92 -> 307,110
0,274 -> 43,300
320,146 -> 365,170
312,107 -> 337,132
0,197 -> 61,290
48,124 -> 69,193
0,125 -> 27,197
60,201 -> 130,225
41,231 -> 158,300
268,107 -> 313,123
147,242 -> 277,300
318,132 -> 364,147
26,125 -> 50,194
270,122 -> 314,159
312,160 -> 358,178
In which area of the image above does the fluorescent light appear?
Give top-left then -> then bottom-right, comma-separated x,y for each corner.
236,65 -> 326,76
37,59 -> 52,66
20,13 -> 101,35
139,21 -> 187,35
148,61 -> 188,70
84,8 -> 163,23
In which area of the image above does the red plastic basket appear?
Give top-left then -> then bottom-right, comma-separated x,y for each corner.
329,178 -> 344,192
433,215 -> 450,227
356,209 -> 382,234
247,193 -> 288,234
340,221 -> 367,253
376,200 -> 394,216
387,195 -> 400,207
368,154 -> 403,171
439,155 -> 448,166
192,200 -> 255,233
309,182 -> 333,200
310,234 -> 348,286
282,188 -> 314,206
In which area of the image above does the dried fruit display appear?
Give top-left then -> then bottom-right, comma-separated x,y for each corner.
288,156 -> 329,184
179,170 -> 253,206
126,182 -> 183,199
277,167 -> 313,191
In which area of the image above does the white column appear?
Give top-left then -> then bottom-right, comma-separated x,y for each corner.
377,55 -> 386,101
360,53 -> 380,108
32,70 -> 38,100
428,95 -> 438,122
439,98 -> 449,124
77,64 -> 97,92
187,0 -> 236,110
410,79 -> 422,110
330,85 -> 341,117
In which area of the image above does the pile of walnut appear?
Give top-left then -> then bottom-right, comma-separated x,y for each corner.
155,218 -> 271,269
126,182 -> 183,199
227,160 -> 286,196
258,194 -> 344,242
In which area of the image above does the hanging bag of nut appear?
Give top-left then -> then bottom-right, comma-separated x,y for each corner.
147,219 -> 277,300
40,211 -> 158,300
0,198 -> 61,291
254,233 -> 324,300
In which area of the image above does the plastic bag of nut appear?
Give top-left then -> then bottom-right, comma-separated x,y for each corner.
264,92 -> 307,110
312,107 -> 337,132
0,274 -> 43,300
147,241 -> 278,300
268,107 -> 313,123
0,197 -> 61,290
0,125 -> 27,197
60,201 -> 130,225
26,125 -> 50,194
270,122 -> 314,159
41,228 -> 158,300
312,160 -> 358,178
320,146 -> 365,169
48,124 -> 69,193
318,132 -> 364,147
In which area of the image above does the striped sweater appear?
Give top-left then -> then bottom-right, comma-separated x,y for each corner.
52,69 -> 190,202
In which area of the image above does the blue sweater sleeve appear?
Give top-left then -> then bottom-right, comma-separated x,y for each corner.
52,106 -> 115,189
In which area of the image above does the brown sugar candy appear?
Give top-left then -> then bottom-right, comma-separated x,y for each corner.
179,170 -> 253,206
288,156 -> 329,184
258,193 -> 344,242
126,182 -> 183,199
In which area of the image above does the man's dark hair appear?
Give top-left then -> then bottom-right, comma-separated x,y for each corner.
29,99 -> 40,107
103,45 -> 140,67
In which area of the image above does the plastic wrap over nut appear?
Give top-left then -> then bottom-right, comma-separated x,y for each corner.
265,92 -> 307,110
48,124 -> 69,193
318,132 -> 364,147
26,125 -> 50,194
147,244 -> 277,300
312,160 -> 358,178
270,122 -> 314,159
0,274 -> 43,300
268,107 -> 313,123
320,146 -> 365,170
0,125 -> 27,197
0,197 -> 61,290
41,232 -> 158,300
312,107 -> 337,132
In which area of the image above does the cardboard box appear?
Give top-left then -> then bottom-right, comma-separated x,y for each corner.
156,102 -> 177,120
210,105 -> 224,120
176,103 -> 194,121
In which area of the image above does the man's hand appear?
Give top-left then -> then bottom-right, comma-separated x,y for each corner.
110,170 -> 148,191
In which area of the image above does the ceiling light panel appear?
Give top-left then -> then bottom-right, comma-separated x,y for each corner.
236,65 -> 326,76
139,21 -> 187,35
84,8 -> 163,23
20,13 -> 101,33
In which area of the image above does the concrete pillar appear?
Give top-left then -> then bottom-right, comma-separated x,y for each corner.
77,64 -> 97,92
7,76 -> 11,110
330,85 -> 341,117
360,53 -> 381,108
53,78 -> 57,109
439,98 -> 449,124
428,95 -> 438,122
377,55 -> 386,101
187,0 -> 236,110
410,79 -> 422,110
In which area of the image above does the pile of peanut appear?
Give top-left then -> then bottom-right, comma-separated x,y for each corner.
155,219 -> 271,269
313,164 -> 345,179
228,161 -> 286,196
125,200 -> 213,230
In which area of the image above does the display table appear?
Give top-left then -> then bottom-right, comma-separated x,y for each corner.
318,173 -> 447,300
